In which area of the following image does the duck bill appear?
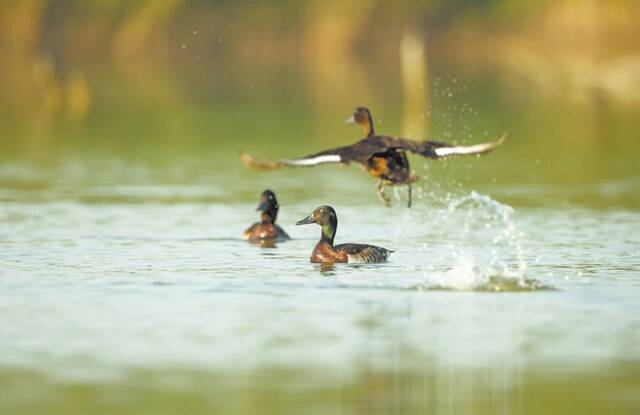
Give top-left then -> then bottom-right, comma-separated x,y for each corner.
295,214 -> 315,226
345,115 -> 355,124
256,201 -> 270,211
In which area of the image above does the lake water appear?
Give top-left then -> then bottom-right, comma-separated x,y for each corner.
1,144 -> 639,414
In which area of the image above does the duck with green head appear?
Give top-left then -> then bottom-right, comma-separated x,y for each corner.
244,190 -> 290,242
240,107 -> 505,207
296,205 -> 392,263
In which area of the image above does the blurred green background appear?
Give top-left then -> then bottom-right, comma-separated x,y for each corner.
1,0 -> 639,193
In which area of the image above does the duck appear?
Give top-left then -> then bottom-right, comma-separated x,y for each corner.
244,189 -> 290,242
240,107 -> 506,207
295,205 -> 392,263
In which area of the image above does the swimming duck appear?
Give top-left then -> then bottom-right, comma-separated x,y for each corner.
295,205 -> 392,263
240,107 -> 506,207
244,190 -> 290,242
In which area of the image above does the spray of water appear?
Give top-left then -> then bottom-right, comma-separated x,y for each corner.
394,151 -> 528,287
388,77 -> 545,291
400,187 -> 542,291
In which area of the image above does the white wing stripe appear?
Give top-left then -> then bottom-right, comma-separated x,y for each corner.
434,142 -> 496,157
285,154 -> 342,166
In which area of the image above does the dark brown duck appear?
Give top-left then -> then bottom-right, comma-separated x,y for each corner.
244,190 -> 290,242
296,205 -> 392,263
240,107 -> 505,207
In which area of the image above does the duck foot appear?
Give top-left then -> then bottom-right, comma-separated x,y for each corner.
377,181 -> 391,207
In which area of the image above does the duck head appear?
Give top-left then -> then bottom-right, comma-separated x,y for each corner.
296,205 -> 338,244
345,107 -> 374,137
256,189 -> 279,223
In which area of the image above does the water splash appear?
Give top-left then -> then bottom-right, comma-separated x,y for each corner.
416,255 -> 548,292
397,187 -> 545,291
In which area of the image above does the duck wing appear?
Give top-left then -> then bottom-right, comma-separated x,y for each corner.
385,133 -> 506,159
334,243 -> 393,263
239,136 -> 401,170
239,144 -> 362,171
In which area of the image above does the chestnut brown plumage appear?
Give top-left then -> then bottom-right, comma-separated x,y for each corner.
295,205 -> 392,263
244,189 -> 290,242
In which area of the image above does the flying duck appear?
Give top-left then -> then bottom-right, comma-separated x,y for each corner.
240,107 -> 505,207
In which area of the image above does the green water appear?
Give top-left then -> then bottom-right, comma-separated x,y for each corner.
1,69 -> 639,415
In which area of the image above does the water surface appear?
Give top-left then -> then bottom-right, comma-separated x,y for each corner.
1,150 -> 639,414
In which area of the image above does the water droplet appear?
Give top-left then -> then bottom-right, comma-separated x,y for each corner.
192,30 -> 198,35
